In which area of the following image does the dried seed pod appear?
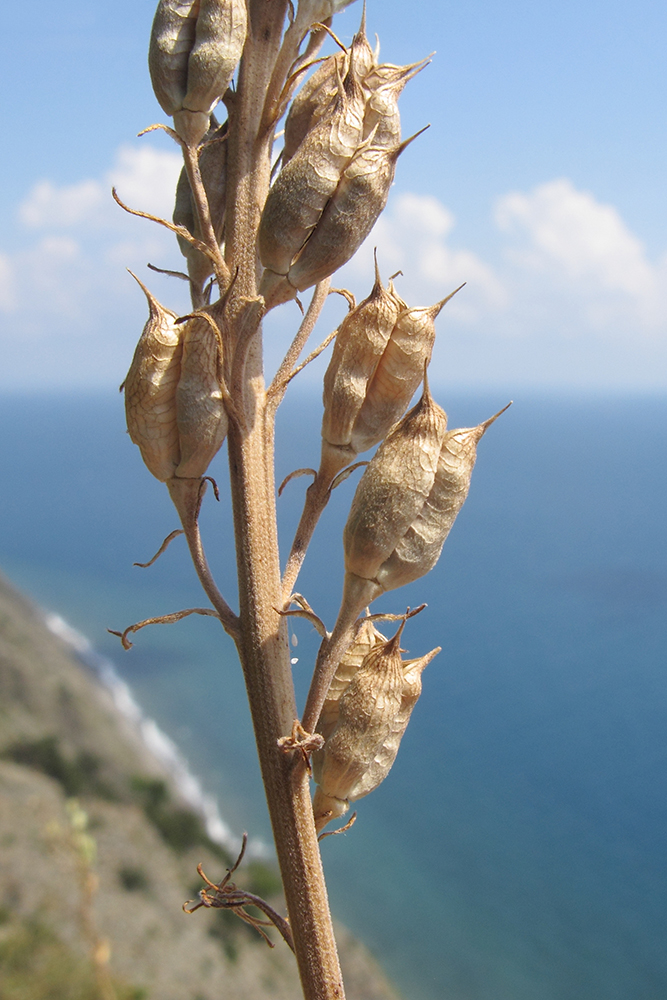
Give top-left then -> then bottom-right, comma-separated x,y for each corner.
123,275 -> 182,482
347,645 -> 439,800
378,404 -> 511,590
286,131 -> 420,295
174,314 -> 228,477
173,120 -> 227,290
149,0 -> 247,146
312,626 -> 405,830
343,383 -> 449,591
361,58 -> 426,147
321,261 -> 403,474
312,621 -> 440,832
345,386 -> 510,599
313,618 -> 388,759
283,52 -> 346,165
350,292 -> 454,455
258,67 -> 366,281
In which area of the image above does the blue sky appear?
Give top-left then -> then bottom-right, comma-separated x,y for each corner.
1,0 -> 666,390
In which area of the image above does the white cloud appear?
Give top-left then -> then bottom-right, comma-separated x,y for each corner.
18,145 -> 182,233
0,144 -> 190,388
494,178 -> 667,334
0,253 -> 15,311
2,154 -> 667,389
341,191 -> 507,322
495,179 -> 653,295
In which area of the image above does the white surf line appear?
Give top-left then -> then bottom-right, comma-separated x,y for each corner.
44,611 -> 270,859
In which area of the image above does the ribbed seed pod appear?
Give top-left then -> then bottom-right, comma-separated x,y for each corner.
361,61 -> 425,146
173,120 -> 227,290
149,0 -> 247,146
344,385 -> 449,589
123,276 -> 182,483
346,645 -> 438,800
313,627 -> 405,830
313,618 -> 388,759
350,293 -> 450,455
377,406 -> 510,590
312,622 -> 440,832
321,262 -> 403,474
258,62 -> 366,282
286,132 -> 418,294
283,52 -> 346,165
173,314 -> 228,478
344,386 -> 510,599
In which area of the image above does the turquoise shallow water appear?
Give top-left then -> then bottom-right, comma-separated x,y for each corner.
0,389 -> 666,1000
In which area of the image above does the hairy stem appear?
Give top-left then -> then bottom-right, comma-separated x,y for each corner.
220,3 -> 346,996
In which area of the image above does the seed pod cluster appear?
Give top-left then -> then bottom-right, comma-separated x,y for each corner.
343,383 -> 509,600
259,16 -> 428,307
173,119 -> 227,295
149,0 -> 247,146
321,272 -> 458,480
124,278 -> 227,482
312,621 -> 440,832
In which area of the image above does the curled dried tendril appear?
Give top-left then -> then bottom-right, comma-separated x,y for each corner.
108,607 -> 220,650
183,834 -> 294,952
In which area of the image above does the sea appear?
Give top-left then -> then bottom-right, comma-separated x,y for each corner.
0,388 -> 665,1000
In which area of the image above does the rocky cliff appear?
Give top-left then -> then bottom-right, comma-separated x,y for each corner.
0,572 -> 399,1000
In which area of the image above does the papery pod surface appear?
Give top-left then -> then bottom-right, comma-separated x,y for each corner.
283,52 -> 346,164
123,277 -> 182,483
313,630 -> 405,830
149,0 -> 199,116
286,137 -> 407,294
312,618 -> 388,787
321,264 -> 402,467
344,385 -> 448,586
149,0 -> 246,145
258,35 -> 368,281
174,314 -> 228,477
377,407 -> 509,590
350,294 -> 447,455
349,646 -> 439,800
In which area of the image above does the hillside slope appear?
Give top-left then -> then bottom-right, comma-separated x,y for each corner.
0,572 -> 399,1000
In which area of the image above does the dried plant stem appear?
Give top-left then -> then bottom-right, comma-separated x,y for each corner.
267,278 -> 331,406
217,4 -> 346,997
226,411 -> 345,1000
181,142 -> 232,291
281,465 -> 334,603
167,477 -> 240,640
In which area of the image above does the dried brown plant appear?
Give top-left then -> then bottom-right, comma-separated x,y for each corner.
112,2 -> 509,996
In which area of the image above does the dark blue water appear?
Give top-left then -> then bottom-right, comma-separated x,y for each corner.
0,389 -> 666,1000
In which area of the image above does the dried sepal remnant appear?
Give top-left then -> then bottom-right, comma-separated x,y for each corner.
173,119 -> 227,293
124,274 -> 182,482
174,314 -> 228,478
312,622 -> 440,832
345,383 -> 510,598
149,0 -> 247,146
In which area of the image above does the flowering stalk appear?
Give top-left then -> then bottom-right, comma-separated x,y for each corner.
114,2 -> 509,998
